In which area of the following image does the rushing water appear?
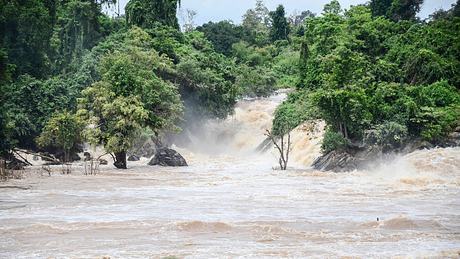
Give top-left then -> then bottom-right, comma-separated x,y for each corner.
1,92 -> 459,258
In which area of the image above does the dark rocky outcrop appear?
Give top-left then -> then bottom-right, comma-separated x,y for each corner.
312,145 -> 386,172
128,154 -> 140,161
129,136 -> 160,158
313,126 -> 460,172
312,150 -> 357,172
99,159 -> 108,165
148,148 -> 187,167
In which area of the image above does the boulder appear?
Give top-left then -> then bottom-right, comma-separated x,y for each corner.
312,150 -> 357,172
130,137 -> 159,158
148,148 -> 187,167
99,159 -> 108,165
128,154 -> 140,161
71,153 -> 81,161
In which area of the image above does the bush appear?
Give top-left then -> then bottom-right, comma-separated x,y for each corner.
365,121 -> 408,150
321,129 -> 348,154
236,65 -> 276,97
37,111 -> 84,162
417,106 -> 459,142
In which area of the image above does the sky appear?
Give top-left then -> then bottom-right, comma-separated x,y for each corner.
111,0 -> 457,26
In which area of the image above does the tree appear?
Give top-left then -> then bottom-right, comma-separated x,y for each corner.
289,10 -> 316,26
126,0 -> 181,30
2,75 -> 78,149
243,0 -> 269,28
176,31 -> 238,119
78,28 -> 183,169
51,0 -> 115,72
197,21 -> 245,56
242,0 -> 270,46
269,5 -> 290,42
0,96 -> 13,157
267,100 -> 307,170
369,0 -> 424,21
235,65 -> 276,97
0,0 -> 54,79
388,0 -> 424,21
323,0 -> 342,15
370,0 -> 393,17
37,111 -> 84,162
182,9 -> 197,32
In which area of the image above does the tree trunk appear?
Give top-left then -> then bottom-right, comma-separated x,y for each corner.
114,151 -> 127,169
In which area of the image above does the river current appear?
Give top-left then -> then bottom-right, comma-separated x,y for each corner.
1,92 -> 459,258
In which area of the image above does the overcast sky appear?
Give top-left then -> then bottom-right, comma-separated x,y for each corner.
110,0 -> 457,26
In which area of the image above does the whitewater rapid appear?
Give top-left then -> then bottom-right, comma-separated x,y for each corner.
0,92 -> 459,258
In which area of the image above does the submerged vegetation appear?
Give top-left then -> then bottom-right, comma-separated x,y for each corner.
0,0 -> 459,169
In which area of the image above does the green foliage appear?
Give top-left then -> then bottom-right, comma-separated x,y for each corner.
78,29 -> 183,153
323,0 -> 342,15
37,111 -> 84,161
0,90 -> 13,156
365,121 -> 408,150
370,0 -> 424,21
410,81 -> 460,142
126,0 -> 181,29
272,90 -> 318,136
269,5 -> 290,42
197,21 -> 247,56
0,0 -> 54,78
414,106 -> 459,142
51,0 -> 115,72
175,31 -> 238,119
290,2 -> 460,154
242,0 -> 270,46
388,0 -> 424,21
2,75 -> 79,148
321,128 -> 348,154
313,87 -> 373,140
236,65 -> 276,97
370,0 -> 393,17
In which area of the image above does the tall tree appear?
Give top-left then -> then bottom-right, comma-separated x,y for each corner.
52,0 -> 114,72
323,0 -> 342,15
0,0 -> 54,79
182,9 -> 197,32
289,10 -> 316,26
369,0 -> 424,21
78,28 -> 182,169
197,21 -> 245,56
269,5 -> 290,42
388,0 -> 424,21
125,0 -> 181,30
242,0 -> 270,46
370,0 -> 393,17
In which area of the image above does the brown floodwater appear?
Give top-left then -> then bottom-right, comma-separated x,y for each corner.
1,93 -> 459,258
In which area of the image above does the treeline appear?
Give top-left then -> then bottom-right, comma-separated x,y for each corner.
0,0 -> 299,167
272,0 -> 460,154
196,0 -> 305,95
1,0 -> 459,167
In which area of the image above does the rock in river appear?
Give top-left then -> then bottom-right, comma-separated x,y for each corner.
128,155 -> 140,161
148,148 -> 188,167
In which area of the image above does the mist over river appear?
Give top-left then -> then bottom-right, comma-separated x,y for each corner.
1,93 -> 459,258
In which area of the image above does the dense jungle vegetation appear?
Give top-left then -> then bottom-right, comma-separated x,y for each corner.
1,0 -> 459,168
